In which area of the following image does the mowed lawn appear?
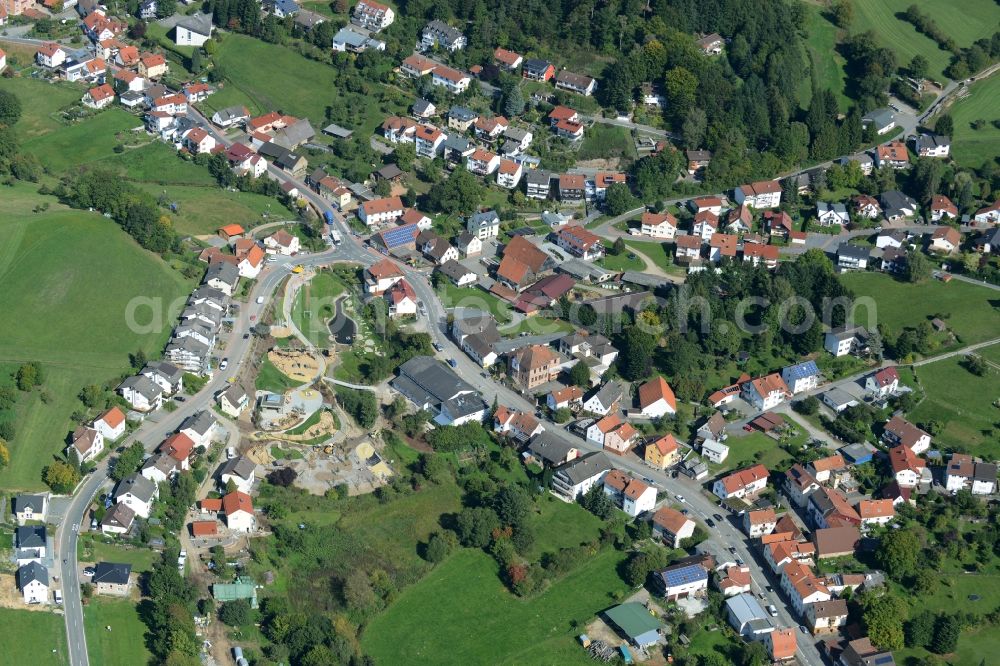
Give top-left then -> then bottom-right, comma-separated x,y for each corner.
98,142 -> 217,187
0,608 -> 68,665
852,0 -> 1000,80
206,34 -> 338,123
134,183 -> 297,236
839,272 -> 1000,346
23,109 -> 146,173
949,75 -> 1000,168
0,77 -> 83,140
361,547 -> 629,666
84,599 -> 152,666
801,5 -> 850,112
0,184 -> 192,490
291,271 -> 347,346
909,351 -> 1000,458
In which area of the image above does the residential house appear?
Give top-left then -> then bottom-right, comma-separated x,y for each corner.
413,124 -> 445,157
496,159 -> 523,189
852,194 -> 882,219
431,65 -> 470,93
882,415 -> 931,454
551,451 -> 613,501
15,525 -> 46,565
554,69 -> 596,96
880,190 -> 918,221
330,27 -> 386,52
587,414 -> 638,455
181,127 -> 216,154
889,445 -> 924,488
212,105 -> 250,128
973,200 -> 1000,225
689,196 -> 724,215
466,209 -> 500,239
915,133 -> 950,158
782,562 -> 831,616
16,562 -> 48,604
808,485 -> 860,529
163,336 -> 210,373
522,58 -> 555,82
875,141 -> 909,169
352,0 -> 394,32
862,108 -> 895,135
603,470 -> 656,517
92,562 -> 132,596
547,385 -> 584,412
508,344 -> 560,391
474,115 -> 508,142
266,0 -> 299,17
696,33 -> 724,54
555,225 -> 603,259
436,259 -> 477,286
421,20 -> 466,51
222,491 -> 255,532
36,42 -> 67,68
686,149 -> 712,174
638,211 -> 677,239
525,169 -> 553,200
806,598 -> 849,634
390,356 -> 488,426
217,383 -> 248,418
466,148 -> 500,176
717,565 -> 753,597
447,105 -> 477,131
781,361 -> 820,394
697,412 -> 727,442
364,259 -> 404,295
734,180 -> 781,209
525,431 -> 578,467
558,174 -> 586,203
358,196 -> 404,226
159,432 -> 195,471
929,225 -> 961,253
113,474 -> 158,518
263,230 -> 300,256
816,202 -> 850,227
13,495 -> 47,525
652,506 -> 694,548
930,194 -> 958,221
741,373 -> 791,411
83,83 -> 115,109
118,375 -> 163,411
141,453 -> 178,484
493,47 -> 522,70
553,118 -> 584,141
691,210 -> 719,241
701,439 -> 730,464
837,243 -> 870,271
101,502 -> 135,535
503,126 -> 533,154
856,499 -> 895,528
713,464 -> 769,501
637,376 -> 677,418
743,508 -> 778,538
582,381 -> 626,416
824,325 -> 869,357
175,13 -> 213,46
257,142 -> 307,177
218,456 -> 256,493
785,464 -> 821,508
865,367 -> 899,397
496,235 -> 553,291
644,434 -> 680,470
675,235 -> 702,262
417,230 -> 459,265
138,52 -> 167,79
742,243 -> 780,269
652,562 -> 709,600
813,525 -> 860,559
807,454 -> 847,485
709,233 -> 738,262
494,407 -> 544,442
385,278 -> 418,317
400,53 -> 436,78
766,628 -> 798,663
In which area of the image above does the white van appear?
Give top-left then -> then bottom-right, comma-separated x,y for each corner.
256,296 -> 265,304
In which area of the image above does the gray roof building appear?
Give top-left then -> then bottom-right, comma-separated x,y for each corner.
16,525 -> 46,549
449,106 -> 477,122
915,134 -> 950,153
115,474 -> 157,504
218,456 -> 256,482
17,561 -> 48,587
205,261 -> 240,290
118,375 -> 163,402
725,592 -> 773,636
391,356 -> 487,425
92,561 -> 132,585
527,431 -> 579,467
553,451 -> 613,486
180,410 -> 217,439
13,495 -> 46,516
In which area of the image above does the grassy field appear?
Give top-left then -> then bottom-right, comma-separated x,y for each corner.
0,77 -> 83,140
599,249 -> 645,272
206,34 -> 340,125
291,271 -> 347,346
948,75 -> 1000,168
437,283 -> 512,324
578,124 -> 637,162
716,430 -> 796,474
134,183 -> 297,237
0,184 -> 193,490
255,355 -> 301,392
801,5 -> 850,112
98,142 -> 217,187
839,272 -> 1000,346
0,608 -> 68,665
23,109 -> 145,173
908,351 -> 1000,458
84,599 -> 152,666
361,547 -> 629,666
852,0 -> 1000,80
80,536 -> 159,572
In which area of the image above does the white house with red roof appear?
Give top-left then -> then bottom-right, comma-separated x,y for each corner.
652,506 -> 694,547
159,432 -> 195,471
973,200 -> 1000,225
742,508 -> 778,538
888,445 -> 924,487
637,211 -> 677,239
930,194 -> 958,221
864,367 -> 899,398
855,499 -> 895,528
466,148 -> 500,175
713,464 -> 769,500
586,414 -> 637,454
385,278 -> 417,318
882,415 -> 930,454
94,406 -> 127,441
603,470 -> 656,517
83,83 -> 115,109
263,229 -> 300,256
181,127 -> 216,154
741,373 -> 791,411
547,385 -> 583,411
358,196 -> 404,226
496,159 -> 523,189
69,425 -> 105,465
493,47 -> 522,70
637,376 -> 676,418
734,180 -> 781,209
352,0 -> 394,32
222,491 -> 255,532
414,124 -> 445,158
364,258 -> 404,295
555,225 -> 604,261
36,42 -> 67,68
430,64 -> 471,93
691,210 -> 719,241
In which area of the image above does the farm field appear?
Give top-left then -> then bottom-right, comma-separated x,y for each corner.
908,350 -> 1000,459
0,608 -> 68,666
852,0 -> 1000,80
839,272 -> 1000,347
0,184 -> 192,490
948,75 -> 1000,168
84,599 -> 152,666
361,547 -> 629,666
134,183 -> 297,237
22,109 -> 146,173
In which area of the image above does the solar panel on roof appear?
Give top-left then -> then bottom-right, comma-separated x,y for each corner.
661,564 -> 706,587
786,360 -> 818,379
874,657 -> 894,665
380,223 -> 418,248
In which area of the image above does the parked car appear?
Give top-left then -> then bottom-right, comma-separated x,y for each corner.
705,518 -> 715,527
713,513 -> 724,522
432,342 -> 444,352
768,605 -> 778,617
674,494 -> 685,502
83,568 -> 95,577
219,358 -> 229,370
54,590 -> 63,605
448,359 -> 458,368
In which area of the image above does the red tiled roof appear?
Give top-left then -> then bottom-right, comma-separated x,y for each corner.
652,506 -> 690,534
98,406 -> 126,429
191,520 -> 218,536
638,376 -> 677,411
222,491 -> 253,516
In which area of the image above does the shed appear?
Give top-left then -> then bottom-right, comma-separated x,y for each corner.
604,602 -> 662,647
322,123 -> 353,139
840,443 -> 873,465
212,576 -> 258,608
191,520 -> 218,537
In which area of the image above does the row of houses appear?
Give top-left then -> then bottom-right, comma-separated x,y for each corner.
491,47 -> 597,96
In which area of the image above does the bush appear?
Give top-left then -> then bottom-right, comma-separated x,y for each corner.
219,599 -> 253,626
